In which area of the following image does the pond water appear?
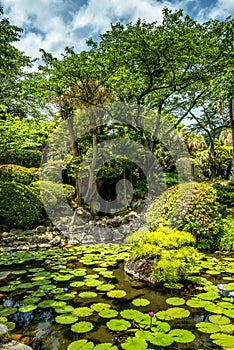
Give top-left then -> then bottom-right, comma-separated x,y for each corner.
0,245 -> 233,350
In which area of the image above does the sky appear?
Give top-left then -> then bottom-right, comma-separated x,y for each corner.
0,0 -> 234,61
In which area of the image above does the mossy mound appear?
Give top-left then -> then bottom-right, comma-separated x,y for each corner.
0,182 -> 44,230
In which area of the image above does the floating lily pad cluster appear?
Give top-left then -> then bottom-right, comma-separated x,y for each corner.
0,247 -> 233,349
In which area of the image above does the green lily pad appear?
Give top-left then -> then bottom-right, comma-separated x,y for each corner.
219,324 -> 234,334
106,319 -> 131,331
55,305 -> 74,314
85,280 -> 103,287
196,292 -> 220,301
12,270 -> 27,275
164,282 -> 183,289
210,333 -> 234,347
55,293 -> 75,300
132,298 -> 150,307
85,274 -> 99,279
169,329 -> 195,343
196,322 -> 220,334
79,291 -> 98,298
148,332 -> 174,347
94,344 -> 118,350
67,340 -> 94,350
107,290 -> 126,298
120,309 -> 143,320
186,298 -> 207,308
70,281 -> 85,288
53,274 -> 72,282
90,303 -> 111,312
55,314 -> 78,324
73,269 -> 87,277
96,284 -> 115,291
71,321 -> 94,333
0,285 -> 17,292
166,307 -> 190,319
38,300 -> 56,308
151,321 -> 171,333
156,310 -> 175,321
19,304 -> 37,313
72,307 -> 94,317
217,301 -> 234,309
204,303 -> 223,314
209,315 -> 230,325
99,309 -> 118,318
0,307 -> 18,316
23,297 -> 41,304
121,336 -> 147,350
166,297 -> 185,306
5,321 -> 15,331
223,309 -> 234,318
17,282 -> 34,289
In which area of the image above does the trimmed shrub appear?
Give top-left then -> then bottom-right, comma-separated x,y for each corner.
125,227 -> 201,283
0,164 -> 39,185
218,215 -> 234,252
146,182 -> 222,250
0,149 -> 42,168
213,181 -> 234,210
30,181 -> 75,215
0,182 -> 44,231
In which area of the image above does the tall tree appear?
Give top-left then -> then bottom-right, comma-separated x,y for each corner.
0,7 -> 33,118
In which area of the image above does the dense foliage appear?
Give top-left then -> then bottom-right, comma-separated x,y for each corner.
0,164 -> 39,185
0,182 -> 44,230
146,183 -> 223,250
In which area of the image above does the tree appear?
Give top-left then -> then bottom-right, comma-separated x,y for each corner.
0,7 -> 33,118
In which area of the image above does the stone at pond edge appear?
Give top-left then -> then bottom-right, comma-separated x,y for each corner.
0,341 -> 33,350
0,323 -> 8,337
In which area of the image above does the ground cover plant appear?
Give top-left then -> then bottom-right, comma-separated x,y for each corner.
0,245 -> 233,350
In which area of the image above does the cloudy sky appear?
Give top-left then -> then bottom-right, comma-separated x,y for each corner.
0,0 -> 233,60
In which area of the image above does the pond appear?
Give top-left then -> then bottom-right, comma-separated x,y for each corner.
0,245 -> 233,350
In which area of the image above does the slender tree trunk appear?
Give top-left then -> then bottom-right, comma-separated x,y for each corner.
67,114 -> 81,206
230,97 -> 234,173
85,108 -> 98,203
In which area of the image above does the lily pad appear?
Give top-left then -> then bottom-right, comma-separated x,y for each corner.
106,319 -> 131,331
169,329 -> 195,343
19,304 -> 37,313
85,280 -> 103,287
98,308 -> 118,318
96,284 -> 115,291
204,303 -> 223,314
121,336 -> 147,350
156,310 -> 175,321
55,293 -> 75,301
79,291 -> 98,299
210,333 -> 234,347
72,307 -> 94,317
148,332 -> 174,347
71,321 -> 94,333
90,303 -> 111,312
166,307 -> 190,319
38,300 -> 56,308
67,340 -> 94,350
209,315 -> 230,325
23,297 -> 41,304
196,322 -> 220,334
151,321 -> 171,333
55,314 -> 78,324
120,309 -> 143,320
166,297 -> 185,306
107,290 -> 126,298
186,298 -> 207,308
55,305 -> 74,314
132,298 -> 150,307
0,307 -> 18,316
94,344 -> 118,350
69,280 -> 85,288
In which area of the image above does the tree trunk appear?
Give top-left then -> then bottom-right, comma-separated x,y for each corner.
67,115 -> 81,206
85,109 -> 98,203
230,97 -> 234,173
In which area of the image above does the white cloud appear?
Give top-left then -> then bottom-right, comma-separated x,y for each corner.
1,0 -> 233,62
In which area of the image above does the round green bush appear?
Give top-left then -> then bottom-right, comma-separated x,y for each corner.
0,164 -> 39,185
0,149 -> 42,168
0,182 -> 44,231
30,181 -> 75,215
146,182 -> 222,250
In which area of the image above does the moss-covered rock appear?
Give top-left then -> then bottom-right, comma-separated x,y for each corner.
0,182 -> 44,231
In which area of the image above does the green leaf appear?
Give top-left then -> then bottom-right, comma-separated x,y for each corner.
71,321 -> 94,333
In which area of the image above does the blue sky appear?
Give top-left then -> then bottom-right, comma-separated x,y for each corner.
0,0 -> 233,60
